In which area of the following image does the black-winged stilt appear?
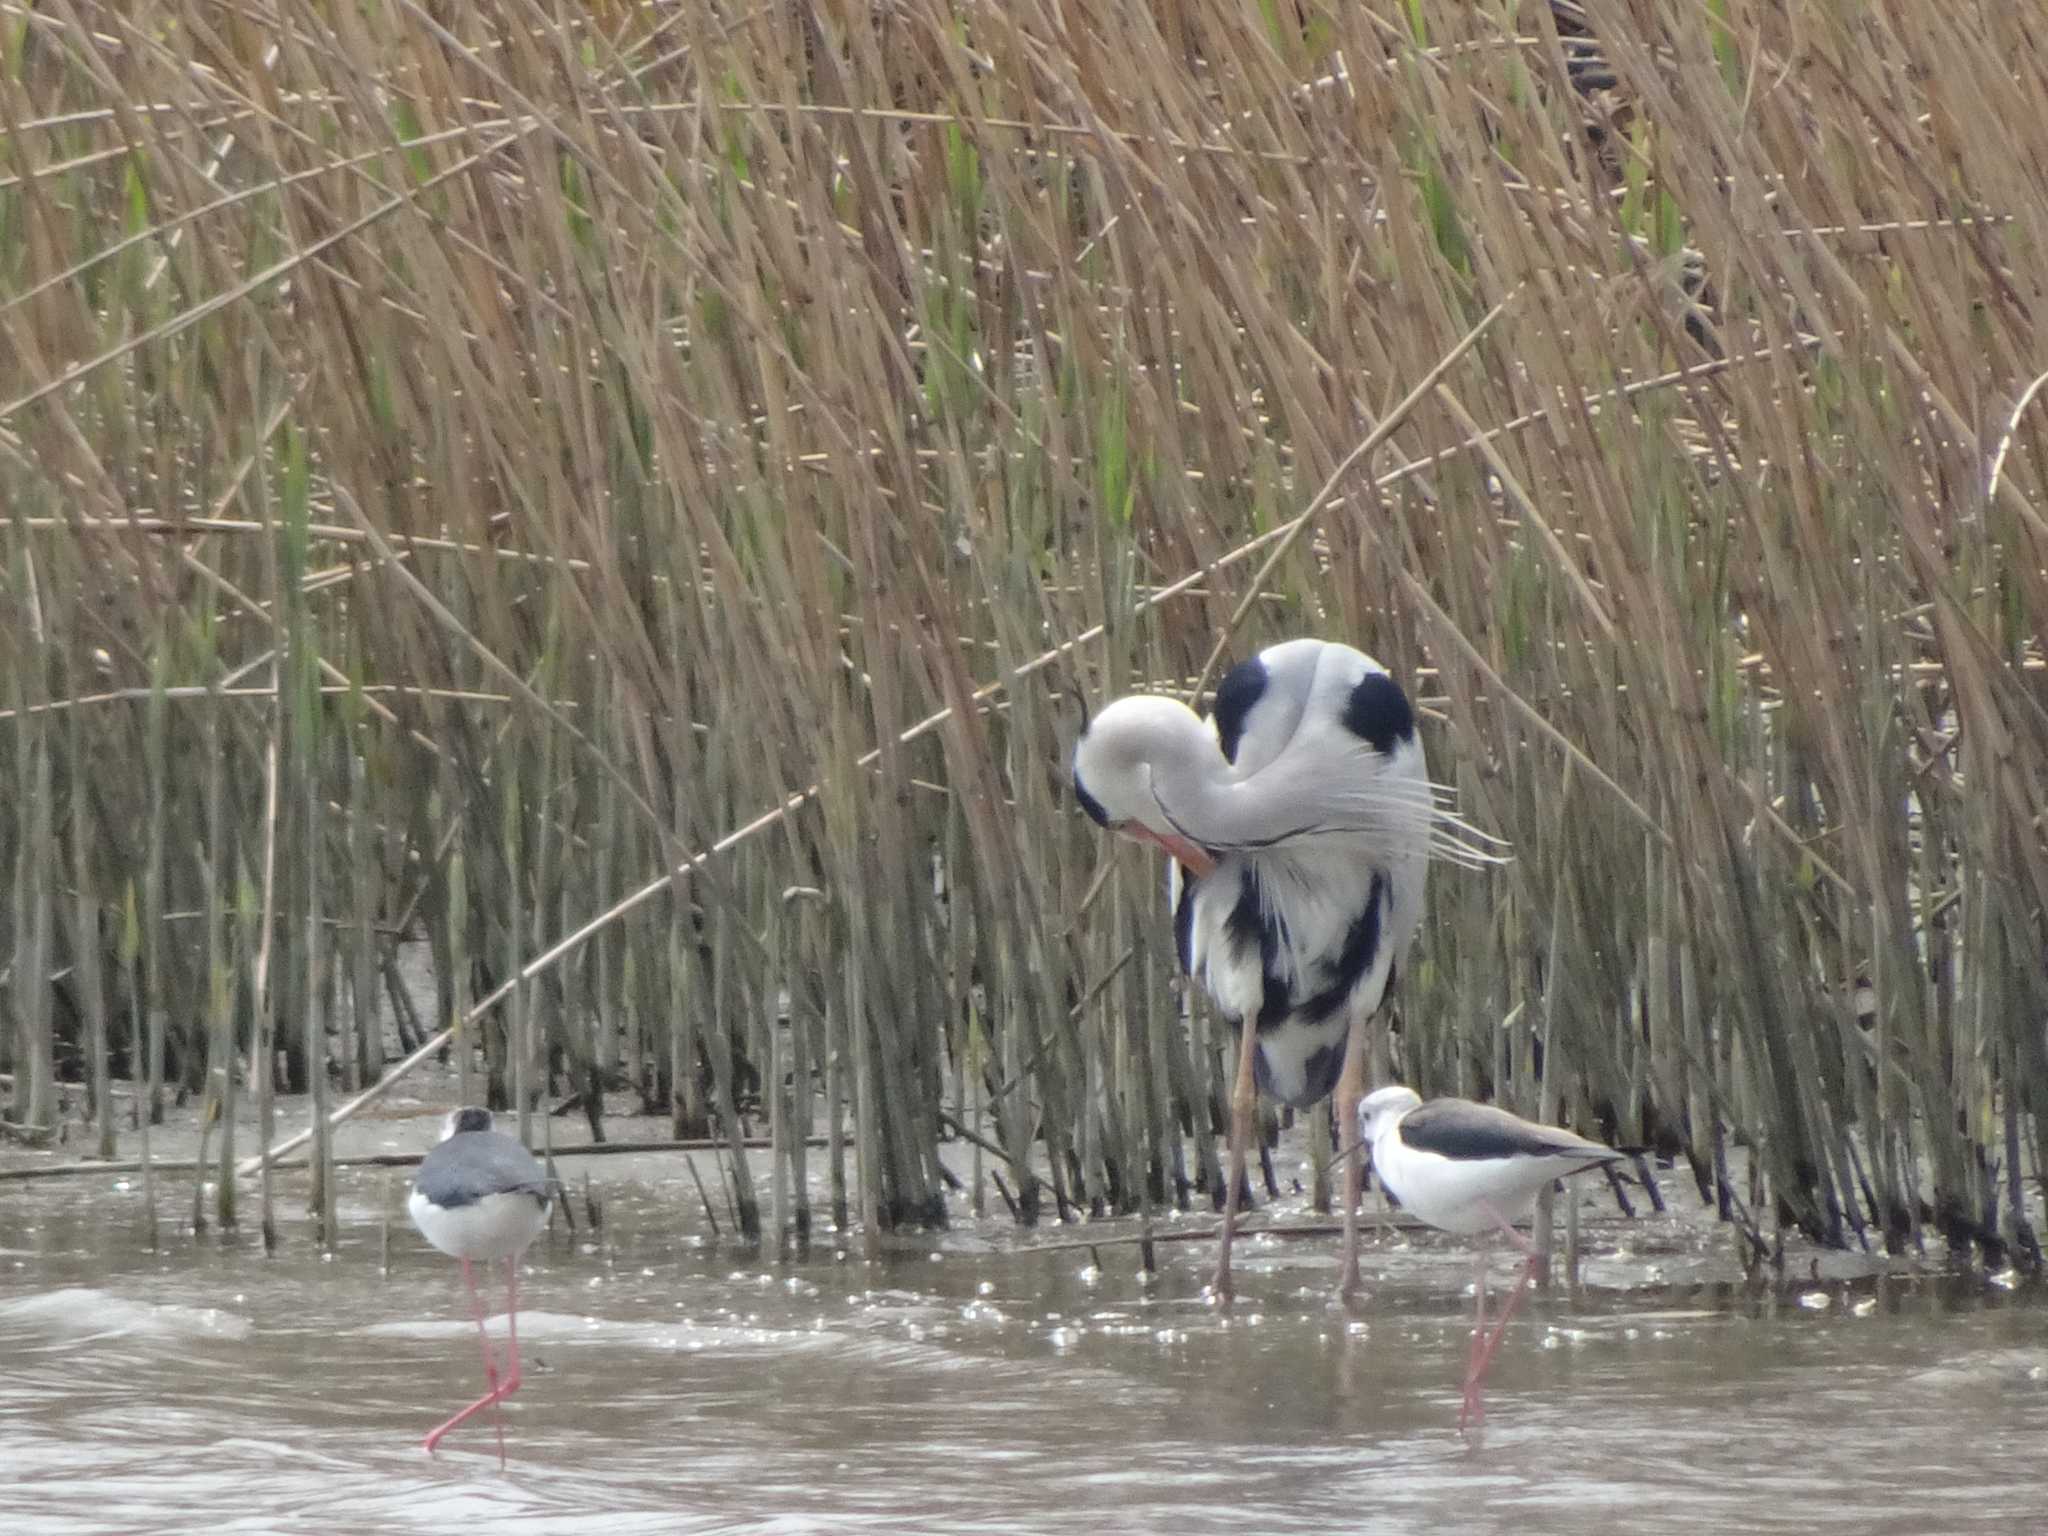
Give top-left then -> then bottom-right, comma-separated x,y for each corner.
1071,638 -> 1498,1301
1358,1084 -> 1623,1429
408,1106 -> 550,1464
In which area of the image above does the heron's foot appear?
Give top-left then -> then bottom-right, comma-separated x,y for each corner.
1206,1261 -> 1236,1306
1332,1254 -> 1365,1305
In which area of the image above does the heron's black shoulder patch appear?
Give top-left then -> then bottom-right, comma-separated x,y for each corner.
1211,656 -> 1269,765
1341,670 -> 1414,755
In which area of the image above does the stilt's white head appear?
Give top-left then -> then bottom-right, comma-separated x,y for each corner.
1358,1084 -> 1423,1150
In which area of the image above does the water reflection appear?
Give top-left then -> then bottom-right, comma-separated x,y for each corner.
4,1173 -> 2046,1535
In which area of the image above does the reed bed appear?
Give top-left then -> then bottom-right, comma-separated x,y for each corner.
2,0 -> 2044,1266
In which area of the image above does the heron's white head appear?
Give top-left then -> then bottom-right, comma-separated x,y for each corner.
1357,1085 -> 1423,1149
439,1106 -> 495,1141
1071,694 -> 1220,875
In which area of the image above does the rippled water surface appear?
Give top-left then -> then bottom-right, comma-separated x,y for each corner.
5,1161 -> 2046,1535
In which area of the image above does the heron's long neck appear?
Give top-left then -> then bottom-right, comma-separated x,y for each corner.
1156,737 -> 1326,854
1124,708 -> 1243,846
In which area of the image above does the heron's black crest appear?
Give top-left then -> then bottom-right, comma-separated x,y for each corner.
1341,671 -> 1415,755
1211,656 -> 1269,764
1072,773 -> 1112,828
450,1106 -> 494,1135
1173,872 -> 1199,973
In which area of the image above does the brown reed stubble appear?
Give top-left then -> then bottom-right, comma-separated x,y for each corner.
0,0 -> 2043,1263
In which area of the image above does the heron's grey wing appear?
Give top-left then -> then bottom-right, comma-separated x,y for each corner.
1398,1098 -> 1619,1165
1202,649 -> 1433,852
415,1130 -> 549,1209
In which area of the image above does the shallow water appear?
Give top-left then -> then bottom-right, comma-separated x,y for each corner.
4,1163 -> 2046,1536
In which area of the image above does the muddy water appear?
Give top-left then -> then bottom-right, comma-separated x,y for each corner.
4,1159 -> 2046,1536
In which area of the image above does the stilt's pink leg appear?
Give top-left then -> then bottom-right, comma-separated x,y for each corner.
1460,1201 -> 1542,1432
1466,1255 -> 1537,1406
501,1257 -> 525,1397
484,1263 -> 509,1466
423,1374 -> 511,1456
424,1257 -> 528,1462
463,1258 -> 500,1391
482,1258 -> 525,1467
1460,1248 -> 1490,1430
469,1254 -> 508,1465
1492,1210 -> 1540,1259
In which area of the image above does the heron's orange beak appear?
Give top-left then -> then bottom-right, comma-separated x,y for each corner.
1121,824 -> 1217,880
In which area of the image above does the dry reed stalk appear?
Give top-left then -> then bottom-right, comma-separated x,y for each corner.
7,547 -> 54,1139
121,886 -> 156,1249
137,642 -> 167,1140
3,0 -> 2045,1263
69,690 -> 114,1159
203,677 -> 235,1228
251,651 -> 283,1252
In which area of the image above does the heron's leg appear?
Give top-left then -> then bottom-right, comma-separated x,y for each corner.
1209,1019 -> 1262,1302
1332,1005 -> 1372,1301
